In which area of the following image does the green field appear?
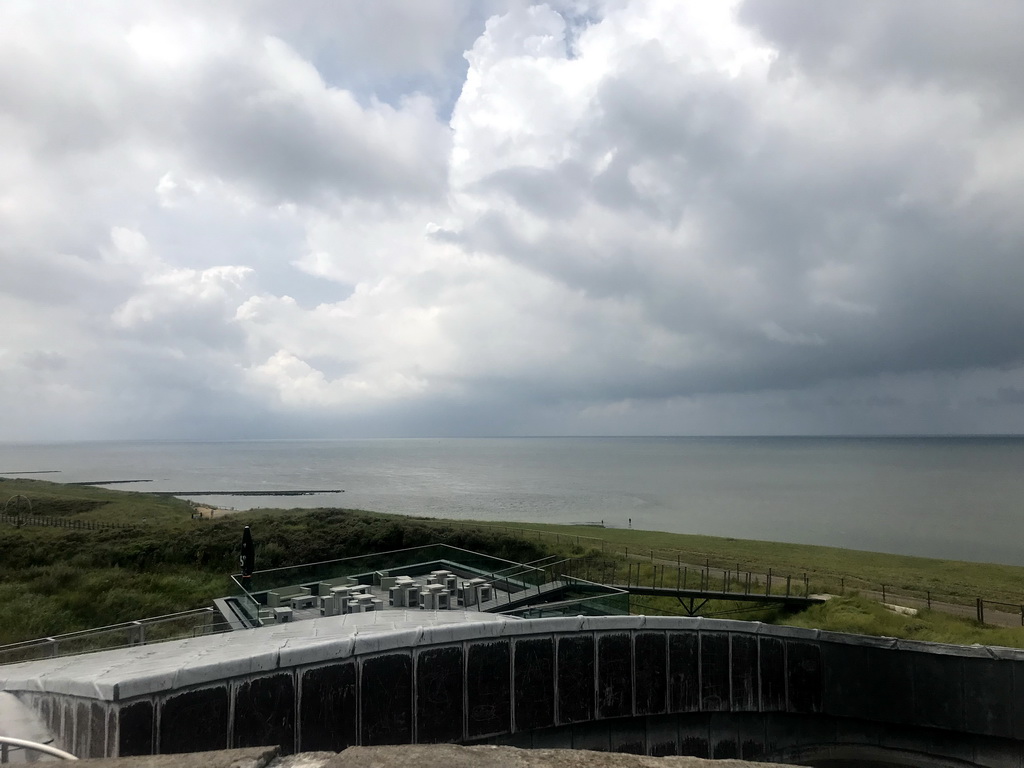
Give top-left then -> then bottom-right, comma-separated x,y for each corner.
439,519 -> 1024,606
2,477 -> 1024,649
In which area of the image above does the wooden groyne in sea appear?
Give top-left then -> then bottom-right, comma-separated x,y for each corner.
151,490 -> 344,497
63,482 -> 344,496
67,480 -> 152,485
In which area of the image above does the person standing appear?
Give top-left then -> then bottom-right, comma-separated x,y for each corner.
239,525 -> 255,591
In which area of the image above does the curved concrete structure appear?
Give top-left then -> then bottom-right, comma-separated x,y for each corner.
3,614 -> 1024,766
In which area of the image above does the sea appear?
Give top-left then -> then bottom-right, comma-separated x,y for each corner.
1,436 -> 1023,566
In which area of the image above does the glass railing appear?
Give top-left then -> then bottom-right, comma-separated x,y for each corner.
232,590 -> 263,626
0,608 -> 231,665
498,574 -> 630,618
231,543 -> 546,606
228,548 -> 636,624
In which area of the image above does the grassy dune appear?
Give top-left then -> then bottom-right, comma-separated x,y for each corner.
3,477 -> 1024,649
0,478 -> 544,644
782,595 -> 1024,648
445,519 -> 1024,606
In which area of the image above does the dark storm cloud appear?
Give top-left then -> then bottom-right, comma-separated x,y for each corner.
3,1 -> 1024,440
447,2 -> 1024,415
998,389 -> 1024,405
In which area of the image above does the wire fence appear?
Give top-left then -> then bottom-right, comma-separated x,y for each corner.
423,519 -> 1024,627
0,513 -> 132,530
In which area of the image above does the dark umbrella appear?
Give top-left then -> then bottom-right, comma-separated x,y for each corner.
240,525 -> 255,590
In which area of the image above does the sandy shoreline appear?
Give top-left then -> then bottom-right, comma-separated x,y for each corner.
191,504 -> 244,519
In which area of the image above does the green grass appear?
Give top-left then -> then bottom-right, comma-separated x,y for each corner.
0,566 -> 227,644
0,478 -> 547,644
779,594 -> 1024,649
4,477 -> 1024,650
1,477 -> 197,525
443,519 -> 1024,606
625,590 -> 1024,649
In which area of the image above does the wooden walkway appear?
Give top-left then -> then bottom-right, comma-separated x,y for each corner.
478,579 -> 826,615
479,581 -> 570,612
610,584 -> 826,612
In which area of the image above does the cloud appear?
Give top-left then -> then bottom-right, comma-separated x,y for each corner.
2,1 -> 1024,440
737,0 -> 1024,105
443,0 -> 1024,398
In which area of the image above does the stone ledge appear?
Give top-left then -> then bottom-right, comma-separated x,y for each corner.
76,745 -> 793,768
322,745 -> 793,767
76,746 -> 280,768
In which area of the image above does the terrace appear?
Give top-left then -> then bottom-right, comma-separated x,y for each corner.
0,544 -> 627,666
227,543 -> 628,628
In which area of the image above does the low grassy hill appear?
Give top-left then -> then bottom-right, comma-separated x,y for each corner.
0,478 -> 545,644
4,477 -> 1024,650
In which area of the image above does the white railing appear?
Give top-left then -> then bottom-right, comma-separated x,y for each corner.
0,608 -> 232,665
0,736 -> 77,762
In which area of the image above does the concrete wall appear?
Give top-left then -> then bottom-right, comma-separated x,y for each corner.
10,616 -> 1024,766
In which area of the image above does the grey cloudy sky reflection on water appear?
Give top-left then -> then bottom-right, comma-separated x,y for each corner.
2,1 -> 1024,440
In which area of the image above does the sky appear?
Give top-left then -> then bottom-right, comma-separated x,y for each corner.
2,0 -> 1024,441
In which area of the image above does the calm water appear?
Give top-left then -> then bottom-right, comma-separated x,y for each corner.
1,437 -> 1023,565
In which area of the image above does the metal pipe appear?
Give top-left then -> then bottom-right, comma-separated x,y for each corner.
0,737 -> 78,761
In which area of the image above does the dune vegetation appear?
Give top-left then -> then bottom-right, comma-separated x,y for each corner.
444,519 -> 1024,606
3,477 -> 1024,649
0,477 -> 544,645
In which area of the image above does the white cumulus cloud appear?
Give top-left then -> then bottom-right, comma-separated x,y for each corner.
2,0 -> 1024,440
